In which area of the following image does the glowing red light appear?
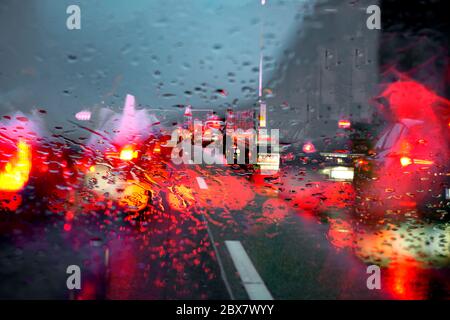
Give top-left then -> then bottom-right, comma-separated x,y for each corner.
412,159 -> 433,165
0,140 -> 32,192
302,142 -> 316,153
119,146 -> 138,161
400,157 -> 433,167
400,156 -> 412,167
206,120 -> 222,130
338,120 -> 351,129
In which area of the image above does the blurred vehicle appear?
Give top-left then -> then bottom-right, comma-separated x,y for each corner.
284,120 -> 373,182
187,110 -> 225,148
224,109 -> 256,168
357,80 -> 450,215
70,128 -> 175,215
367,118 -> 450,212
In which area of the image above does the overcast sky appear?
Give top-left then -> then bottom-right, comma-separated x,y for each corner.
0,0 -> 315,127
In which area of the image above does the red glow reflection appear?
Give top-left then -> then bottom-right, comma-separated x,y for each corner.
384,262 -> 429,300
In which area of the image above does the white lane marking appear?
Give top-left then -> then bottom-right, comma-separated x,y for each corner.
196,177 -> 208,189
225,240 -> 274,300
201,216 -> 235,300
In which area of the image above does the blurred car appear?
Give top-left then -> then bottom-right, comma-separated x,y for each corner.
367,118 -> 450,212
283,120 -> 373,182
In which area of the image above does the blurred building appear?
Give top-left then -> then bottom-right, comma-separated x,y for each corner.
264,0 -> 380,143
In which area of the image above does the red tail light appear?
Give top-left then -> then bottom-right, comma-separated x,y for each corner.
400,156 -> 412,167
338,120 -> 351,129
0,140 -> 32,191
400,156 -> 433,167
303,142 -> 316,153
120,146 -> 138,161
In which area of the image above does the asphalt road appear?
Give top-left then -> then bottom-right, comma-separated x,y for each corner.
0,162 -> 449,300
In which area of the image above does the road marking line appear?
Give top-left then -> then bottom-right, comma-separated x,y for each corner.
225,240 -> 274,300
201,216 -> 235,300
196,177 -> 208,189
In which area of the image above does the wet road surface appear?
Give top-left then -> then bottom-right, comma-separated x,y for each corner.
0,162 -> 449,300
